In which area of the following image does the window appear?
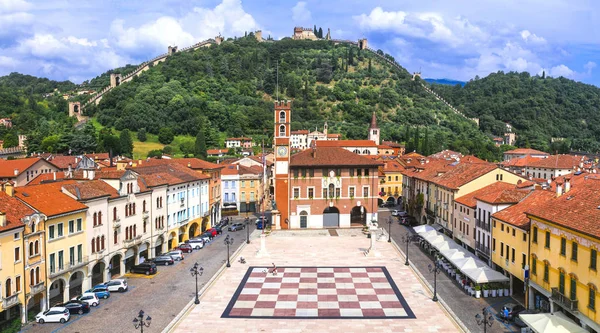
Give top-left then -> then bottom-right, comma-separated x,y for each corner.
492,239 -> 496,251
349,168 -> 355,177
543,262 -> 549,282
35,241 -> 38,255
357,169 -> 362,177
279,125 -> 285,136
559,271 -> 565,294
91,239 -> 95,253
114,230 -> 118,244
308,169 -> 314,177
113,207 -> 117,221
512,229 -> 515,237
533,227 -> 538,243
522,253 -> 526,269
69,220 -> 74,234
591,249 -> 598,270
544,231 -> 550,249
308,188 -> 314,198
279,111 -> 286,123
572,242 -> 578,262
590,287 -> 596,311
93,212 -> 97,226
523,232 -> 527,242
77,218 -> 82,231
571,277 -> 577,301
293,188 -> 300,199
363,187 -> 369,198
29,243 -> 33,257
50,253 -> 55,273
364,169 -> 370,176
349,187 -> 355,198
328,184 -> 335,198
5,278 -> 11,297
511,248 -> 515,263
15,276 -> 20,293
500,242 -> 504,257
532,257 -> 537,275
49,225 -> 55,239
560,237 -> 566,256
14,247 -> 20,262
501,224 -> 504,231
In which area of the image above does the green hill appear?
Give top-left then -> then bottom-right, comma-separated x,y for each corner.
430,71 -> 600,153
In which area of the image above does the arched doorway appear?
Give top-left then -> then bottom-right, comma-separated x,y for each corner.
178,226 -> 186,243
124,247 -> 137,272
322,206 -> 340,228
68,271 -> 84,299
386,197 -> 396,205
115,76 -> 121,86
139,242 -> 149,262
351,206 -> 367,226
110,254 -> 122,277
27,293 -> 44,319
169,232 -> 177,250
378,198 -> 384,207
299,211 -> 308,229
48,279 -> 65,307
91,261 -> 106,287
188,222 -> 199,239
154,236 -> 164,256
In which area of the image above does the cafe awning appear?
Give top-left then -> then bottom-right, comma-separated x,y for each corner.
519,312 -> 587,333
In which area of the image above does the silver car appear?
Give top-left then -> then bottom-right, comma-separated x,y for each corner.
166,250 -> 184,261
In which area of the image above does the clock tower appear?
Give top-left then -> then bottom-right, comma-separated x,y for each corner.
273,100 -> 292,229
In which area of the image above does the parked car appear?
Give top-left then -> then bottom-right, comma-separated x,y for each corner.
130,262 -> 157,275
383,201 -> 395,208
96,279 -> 128,292
214,226 -> 223,234
228,223 -> 245,231
153,255 -> 175,265
188,239 -> 205,249
206,228 -> 218,237
255,216 -> 268,225
85,286 -> 110,299
35,306 -> 70,324
257,219 -> 270,230
399,216 -> 418,226
503,303 -> 526,321
220,217 -> 230,226
73,293 -> 99,307
59,300 -> 90,315
166,250 -> 184,261
178,243 -> 193,253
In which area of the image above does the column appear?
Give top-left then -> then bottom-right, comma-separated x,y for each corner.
64,283 -> 70,303
509,275 -> 514,296
120,259 -> 126,275
83,272 -> 91,290
549,299 -> 554,314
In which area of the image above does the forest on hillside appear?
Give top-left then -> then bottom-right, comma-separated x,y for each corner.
430,71 -> 600,153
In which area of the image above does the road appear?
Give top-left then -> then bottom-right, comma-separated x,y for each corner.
21,215 -> 260,333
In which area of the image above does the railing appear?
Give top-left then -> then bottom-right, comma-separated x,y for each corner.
69,256 -> 89,270
142,211 -> 149,219
552,288 -> 579,312
475,242 -> 490,255
475,219 -> 491,231
30,282 -> 45,295
113,220 -> 121,229
2,294 -> 19,308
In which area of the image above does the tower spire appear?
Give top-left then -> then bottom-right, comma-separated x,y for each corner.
370,111 -> 377,129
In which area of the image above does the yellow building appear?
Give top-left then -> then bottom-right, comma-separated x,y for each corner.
239,165 -> 264,214
378,158 -> 404,205
490,190 -> 554,302
15,182 -> 89,308
526,178 -> 600,332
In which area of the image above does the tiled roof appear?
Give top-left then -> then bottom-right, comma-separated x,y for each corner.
504,148 -> 548,155
133,163 -> 209,184
527,154 -> 584,169
0,192 -> 31,232
16,181 -> 88,217
383,160 -> 405,173
290,147 -> 383,167
62,180 -> 120,200
411,160 -> 455,182
46,155 -> 79,170
86,153 -> 110,160
501,155 -> 543,168
402,152 -> 426,159
378,145 -> 394,149
382,141 -> 404,148
461,155 -> 486,163
226,137 -> 252,141
492,190 -> 555,229
0,158 -> 45,177
221,164 -> 241,176
327,134 -> 341,138
291,130 -> 309,135
527,179 -> 600,239
432,162 -> 498,190
315,140 -> 377,148
136,158 -> 223,170
428,150 -> 463,159
455,182 -> 523,208
207,149 -> 227,154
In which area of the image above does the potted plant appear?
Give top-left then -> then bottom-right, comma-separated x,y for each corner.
491,283 -> 498,297
474,285 -> 481,298
482,284 -> 489,297
504,284 -> 510,296
498,285 -> 504,297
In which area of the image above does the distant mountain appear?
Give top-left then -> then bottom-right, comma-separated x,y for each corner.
424,78 -> 465,86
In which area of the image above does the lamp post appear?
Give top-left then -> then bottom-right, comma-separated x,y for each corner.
401,233 -> 413,266
224,235 -> 234,268
246,200 -> 250,218
190,263 -> 204,305
245,217 -> 250,244
386,217 -> 392,243
133,310 -> 151,333
428,261 -> 442,302
475,307 -> 494,333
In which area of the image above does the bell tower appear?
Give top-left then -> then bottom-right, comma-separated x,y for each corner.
368,112 -> 380,145
273,100 -> 292,229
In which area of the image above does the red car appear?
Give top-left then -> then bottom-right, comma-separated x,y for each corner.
206,228 -> 217,237
178,243 -> 193,253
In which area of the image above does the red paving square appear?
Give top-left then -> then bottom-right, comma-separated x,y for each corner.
222,267 -> 414,319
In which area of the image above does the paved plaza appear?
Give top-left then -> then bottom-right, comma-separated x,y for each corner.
171,229 -> 462,333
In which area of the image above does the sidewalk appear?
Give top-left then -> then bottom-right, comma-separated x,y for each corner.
391,225 -> 520,333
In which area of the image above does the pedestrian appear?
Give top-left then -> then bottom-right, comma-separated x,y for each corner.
502,307 -> 510,322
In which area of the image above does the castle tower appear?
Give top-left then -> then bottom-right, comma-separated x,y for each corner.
215,35 -> 224,45
110,73 -> 122,88
358,38 -> 368,50
168,46 -> 178,55
273,100 -> 292,229
68,102 -> 81,118
368,112 -> 380,145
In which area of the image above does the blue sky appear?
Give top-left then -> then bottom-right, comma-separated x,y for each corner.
1,0 -> 600,85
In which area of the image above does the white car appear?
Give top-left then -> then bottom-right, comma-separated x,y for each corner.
36,306 -> 70,324
102,279 -> 128,292
166,250 -> 184,261
73,292 -> 99,307
187,239 -> 204,250
392,210 -> 408,217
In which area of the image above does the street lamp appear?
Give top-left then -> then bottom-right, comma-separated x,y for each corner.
246,200 -> 250,218
224,235 -> 234,268
133,310 -> 151,333
401,233 -> 413,266
475,308 -> 494,333
245,217 -> 250,244
190,263 -> 204,305
386,217 -> 393,243
428,261 -> 442,302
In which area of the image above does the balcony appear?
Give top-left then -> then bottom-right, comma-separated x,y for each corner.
2,294 -> 19,308
30,282 -> 45,295
113,220 -> 121,229
68,256 -> 89,270
552,288 -> 579,312
142,211 -> 149,219
475,219 -> 491,231
49,265 -> 68,278
475,242 -> 490,256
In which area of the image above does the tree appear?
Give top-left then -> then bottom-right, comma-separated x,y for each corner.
2,131 -> 19,148
318,27 -> 323,38
119,129 -> 134,157
313,25 -> 317,36
147,150 -> 162,158
158,127 -> 174,144
422,127 -> 430,156
368,58 -> 372,74
194,129 -> 207,158
137,128 -> 147,142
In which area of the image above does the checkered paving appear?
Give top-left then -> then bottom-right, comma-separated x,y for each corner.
222,267 -> 415,319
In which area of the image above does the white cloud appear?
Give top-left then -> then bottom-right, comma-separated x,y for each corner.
292,1 -> 311,23
182,0 -> 259,41
110,17 -> 195,52
354,7 -> 409,32
0,0 -> 31,13
0,55 -> 19,67
584,61 -> 597,74
549,64 -> 574,78
520,30 -> 546,44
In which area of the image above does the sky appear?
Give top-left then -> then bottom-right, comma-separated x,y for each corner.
1,0 -> 600,85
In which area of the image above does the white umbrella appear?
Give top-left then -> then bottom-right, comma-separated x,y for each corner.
453,258 -> 483,270
462,267 -> 509,283
519,313 -> 588,333
434,241 -> 460,251
440,249 -> 467,260
424,234 -> 446,245
414,225 -> 436,234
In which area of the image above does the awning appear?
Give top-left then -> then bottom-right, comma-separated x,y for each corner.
414,225 -> 436,233
519,312 -> 588,333
462,267 -> 509,283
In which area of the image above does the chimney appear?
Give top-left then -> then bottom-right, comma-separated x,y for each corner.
75,157 -> 79,164
564,177 -> 571,193
0,212 -> 6,227
236,165 -> 239,170
68,164 -> 73,178
53,172 -> 56,181
187,162 -> 191,168
556,181 -> 563,197
4,182 -> 14,197
138,160 -> 142,166
14,168 -> 18,176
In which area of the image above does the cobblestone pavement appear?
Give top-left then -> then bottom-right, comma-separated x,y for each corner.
20,216 -> 257,333
382,207 -> 521,333
172,226 -> 461,333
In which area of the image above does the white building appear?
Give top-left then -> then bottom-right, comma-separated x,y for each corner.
221,164 -> 240,211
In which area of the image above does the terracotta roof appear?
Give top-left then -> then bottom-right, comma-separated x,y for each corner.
46,155 -> 78,170
526,179 -> 600,238
246,155 -> 273,167
0,192 -> 31,232
461,155 -> 486,163
315,140 -> 377,148
226,137 -> 252,141
501,155 -> 543,168
86,153 -> 110,160
492,190 -> 555,229
432,162 -> 498,190
0,158 -> 45,177
411,159 -> 455,182
326,134 -> 341,138
381,141 -> 404,148
132,163 -> 209,185
428,150 -> 463,159
62,180 -> 120,200
455,182 -> 522,208
290,147 -> 383,167
221,164 -> 241,176
516,180 -> 536,188
504,148 -> 548,155
383,160 -> 405,173
291,130 -> 309,135
15,181 -> 88,217
527,154 -> 584,169
378,145 -> 394,149
135,158 -> 223,170
402,152 -> 426,159
207,149 -> 227,154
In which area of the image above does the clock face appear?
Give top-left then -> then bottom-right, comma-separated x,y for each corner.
277,146 -> 288,157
